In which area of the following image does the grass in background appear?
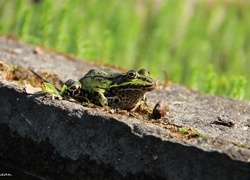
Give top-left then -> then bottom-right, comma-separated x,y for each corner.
0,0 -> 248,100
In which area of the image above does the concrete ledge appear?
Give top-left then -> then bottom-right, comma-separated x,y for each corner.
0,36 -> 250,179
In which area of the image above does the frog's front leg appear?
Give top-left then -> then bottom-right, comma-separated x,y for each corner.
93,88 -> 109,108
130,95 -> 148,112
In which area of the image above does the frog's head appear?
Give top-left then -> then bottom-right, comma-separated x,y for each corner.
108,68 -> 156,109
111,68 -> 156,91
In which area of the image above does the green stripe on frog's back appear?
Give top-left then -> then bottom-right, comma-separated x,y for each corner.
79,70 -> 123,91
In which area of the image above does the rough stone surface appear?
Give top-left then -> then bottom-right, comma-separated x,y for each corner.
0,36 -> 250,179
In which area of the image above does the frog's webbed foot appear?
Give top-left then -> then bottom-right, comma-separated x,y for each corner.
74,95 -> 95,108
81,101 -> 95,108
130,99 -> 144,112
130,96 -> 151,114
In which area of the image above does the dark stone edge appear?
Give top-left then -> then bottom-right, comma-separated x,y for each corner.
1,81 -> 250,179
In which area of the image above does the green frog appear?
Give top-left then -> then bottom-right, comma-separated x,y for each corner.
78,68 -> 156,110
59,68 -> 155,110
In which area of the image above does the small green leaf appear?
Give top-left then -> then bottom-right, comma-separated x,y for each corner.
42,83 -> 60,95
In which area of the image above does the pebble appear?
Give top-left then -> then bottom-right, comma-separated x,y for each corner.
152,100 -> 169,119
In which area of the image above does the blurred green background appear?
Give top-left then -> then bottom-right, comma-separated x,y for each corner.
0,0 -> 249,100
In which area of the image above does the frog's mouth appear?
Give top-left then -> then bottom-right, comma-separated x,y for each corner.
114,82 -> 156,91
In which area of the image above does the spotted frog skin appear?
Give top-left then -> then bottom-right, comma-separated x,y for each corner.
62,68 -> 156,110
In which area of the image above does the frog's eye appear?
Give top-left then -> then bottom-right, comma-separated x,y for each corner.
127,70 -> 137,79
138,68 -> 150,76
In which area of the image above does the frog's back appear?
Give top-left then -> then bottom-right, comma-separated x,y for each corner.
79,69 -> 115,91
